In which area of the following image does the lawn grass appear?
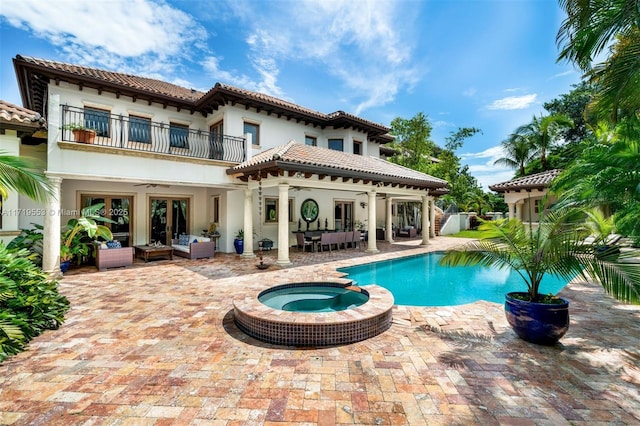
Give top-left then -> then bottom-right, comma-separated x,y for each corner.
448,229 -> 491,239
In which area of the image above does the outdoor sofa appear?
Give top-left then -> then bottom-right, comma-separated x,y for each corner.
171,234 -> 215,259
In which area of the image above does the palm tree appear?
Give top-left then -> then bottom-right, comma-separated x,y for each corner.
493,133 -> 536,176
557,0 -> 640,120
514,114 -> 574,170
585,27 -> 640,121
552,117 -> 640,238
0,151 -> 53,202
440,207 -> 640,304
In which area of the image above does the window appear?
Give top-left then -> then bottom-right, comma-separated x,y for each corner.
129,116 -> 151,143
264,198 -> 294,222
353,140 -> 362,155
305,136 -> 317,146
212,196 -> 220,223
244,121 -> 260,146
328,138 -> 343,151
84,107 -> 110,137
170,123 -> 189,148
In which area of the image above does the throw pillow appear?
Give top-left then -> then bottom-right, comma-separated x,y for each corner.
193,238 -> 198,243
179,234 -> 189,245
106,240 -> 122,249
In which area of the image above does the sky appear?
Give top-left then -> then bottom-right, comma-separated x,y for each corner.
0,0 -> 583,190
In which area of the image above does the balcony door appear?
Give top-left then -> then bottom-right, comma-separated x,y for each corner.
150,198 -> 189,245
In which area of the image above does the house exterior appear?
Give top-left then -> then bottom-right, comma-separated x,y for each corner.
489,169 -> 561,224
0,100 -> 48,244
9,55 -> 448,274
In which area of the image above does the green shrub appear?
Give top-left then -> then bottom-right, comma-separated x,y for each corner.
0,244 -> 70,361
7,223 -> 44,266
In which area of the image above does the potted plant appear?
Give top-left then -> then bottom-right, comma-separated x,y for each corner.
440,207 -> 640,345
233,229 -> 244,255
63,123 -> 96,144
60,203 -> 114,272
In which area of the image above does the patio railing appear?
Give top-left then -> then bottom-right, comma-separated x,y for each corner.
60,105 -> 246,162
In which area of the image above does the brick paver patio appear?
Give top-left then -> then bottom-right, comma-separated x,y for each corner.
0,237 -> 639,425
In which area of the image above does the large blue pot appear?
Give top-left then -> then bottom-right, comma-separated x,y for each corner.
505,292 -> 569,345
233,238 -> 244,255
60,260 -> 71,273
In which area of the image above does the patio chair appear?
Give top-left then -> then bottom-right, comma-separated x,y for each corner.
344,231 -> 354,249
296,232 -> 314,252
319,232 -> 332,252
352,231 -> 361,249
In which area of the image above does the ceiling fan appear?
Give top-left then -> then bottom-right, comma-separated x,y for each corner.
134,183 -> 171,188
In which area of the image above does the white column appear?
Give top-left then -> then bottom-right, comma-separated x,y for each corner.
43,175 -> 62,278
385,197 -> 394,243
421,195 -> 430,246
516,201 -> 524,221
366,190 -> 378,253
276,183 -> 291,265
429,197 -> 436,238
507,203 -> 515,220
241,188 -> 255,258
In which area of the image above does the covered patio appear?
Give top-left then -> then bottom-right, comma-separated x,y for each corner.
227,141 -> 448,264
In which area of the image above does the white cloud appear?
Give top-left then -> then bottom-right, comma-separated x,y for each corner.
460,145 -> 504,161
460,145 -> 515,190
223,0 -> 420,113
486,94 -> 537,110
1,0 -> 207,79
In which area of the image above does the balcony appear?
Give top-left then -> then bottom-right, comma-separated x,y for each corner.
60,105 -> 246,163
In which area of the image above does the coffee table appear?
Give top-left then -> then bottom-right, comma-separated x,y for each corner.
134,245 -> 174,262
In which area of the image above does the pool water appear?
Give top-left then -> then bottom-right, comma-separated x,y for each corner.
337,252 -> 571,306
258,285 -> 369,312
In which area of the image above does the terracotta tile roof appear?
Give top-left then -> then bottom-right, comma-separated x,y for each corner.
228,141 -> 448,191
0,100 -> 44,128
14,56 -> 391,138
489,169 -> 561,192
15,55 -> 204,102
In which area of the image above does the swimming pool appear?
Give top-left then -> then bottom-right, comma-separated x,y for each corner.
337,252 -> 571,306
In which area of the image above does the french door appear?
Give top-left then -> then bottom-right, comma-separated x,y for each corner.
150,197 -> 189,245
334,201 -> 354,231
81,195 -> 133,247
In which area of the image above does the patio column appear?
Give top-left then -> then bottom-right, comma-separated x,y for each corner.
430,196 -> 436,238
241,188 -> 255,258
43,175 -> 62,278
276,183 -> 291,265
516,201 -> 524,221
420,195 -> 430,246
385,197 -> 394,243
507,203 -> 515,220
366,190 -> 379,253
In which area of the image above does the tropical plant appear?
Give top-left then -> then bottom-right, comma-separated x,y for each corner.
0,151 -> 53,203
0,244 -> 70,361
493,132 -> 536,176
6,223 -> 44,266
234,229 -> 244,240
513,114 -> 574,171
440,208 -> 640,305
557,0 -> 640,121
60,203 -> 114,263
552,117 -> 640,239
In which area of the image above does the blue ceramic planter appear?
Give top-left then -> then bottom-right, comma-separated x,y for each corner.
234,238 -> 244,255
505,292 -> 570,345
60,260 -> 71,273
